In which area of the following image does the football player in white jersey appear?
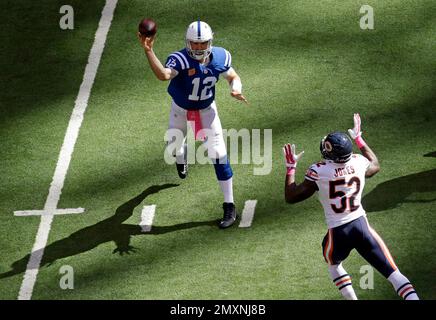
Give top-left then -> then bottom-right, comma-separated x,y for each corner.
138,21 -> 247,228
282,114 -> 419,300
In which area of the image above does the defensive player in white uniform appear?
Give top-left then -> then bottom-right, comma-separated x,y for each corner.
282,114 -> 419,300
138,21 -> 247,228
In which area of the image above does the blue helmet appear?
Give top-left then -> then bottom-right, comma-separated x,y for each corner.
320,132 -> 353,163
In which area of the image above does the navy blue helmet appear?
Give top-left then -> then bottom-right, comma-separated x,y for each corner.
320,132 -> 353,163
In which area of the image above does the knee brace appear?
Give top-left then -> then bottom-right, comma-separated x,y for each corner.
213,157 -> 233,181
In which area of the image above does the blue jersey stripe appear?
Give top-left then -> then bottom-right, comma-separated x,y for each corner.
169,53 -> 185,70
173,51 -> 190,69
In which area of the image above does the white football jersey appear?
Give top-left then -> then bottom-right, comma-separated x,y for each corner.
305,154 -> 370,229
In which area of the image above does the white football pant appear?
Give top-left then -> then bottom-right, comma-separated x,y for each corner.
168,100 -> 227,162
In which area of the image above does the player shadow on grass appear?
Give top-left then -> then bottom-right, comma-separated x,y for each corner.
363,153 -> 436,212
0,184 -> 217,279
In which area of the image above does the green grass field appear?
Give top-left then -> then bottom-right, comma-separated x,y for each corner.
1,0 -> 435,300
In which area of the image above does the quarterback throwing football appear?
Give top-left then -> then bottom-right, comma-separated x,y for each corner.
138,21 -> 247,229
283,114 -> 419,300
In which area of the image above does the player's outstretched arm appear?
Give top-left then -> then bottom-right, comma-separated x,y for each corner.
348,113 -> 380,177
224,68 -> 248,104
359,144 -> 380,177
137,33 -> 174,81
283,144 -> 317,203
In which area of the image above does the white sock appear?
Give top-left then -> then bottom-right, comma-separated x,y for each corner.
175,143 -> 187,164
219,178 -> 234,203
388,270 -> 419,300
328,264 -> 358,300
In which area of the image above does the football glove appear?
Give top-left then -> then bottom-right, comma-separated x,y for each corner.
283,143 -> 304,172
348,113 -> 366,148
348,113 -> 362,139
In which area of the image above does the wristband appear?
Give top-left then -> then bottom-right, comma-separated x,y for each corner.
231,78 -> 242,93
286,167 -> 296,176
355,136 -> 366,149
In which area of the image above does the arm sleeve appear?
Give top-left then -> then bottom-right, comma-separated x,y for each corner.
215,48 -> 232,73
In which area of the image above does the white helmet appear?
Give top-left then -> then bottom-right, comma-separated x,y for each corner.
185,21 -> 213,60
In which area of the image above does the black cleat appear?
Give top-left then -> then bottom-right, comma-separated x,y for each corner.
176,162 -> 188,179
219,202 -> 237,229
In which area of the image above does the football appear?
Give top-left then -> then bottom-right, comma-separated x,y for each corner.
138,18 -> 157,37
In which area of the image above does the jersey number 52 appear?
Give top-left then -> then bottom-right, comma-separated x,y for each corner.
329,177 -> 361,214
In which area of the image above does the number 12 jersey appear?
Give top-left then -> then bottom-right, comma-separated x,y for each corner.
165,47 -> 232,110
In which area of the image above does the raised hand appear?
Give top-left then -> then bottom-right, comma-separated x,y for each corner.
283,143 -> 304,169
348,113 -> 362,140
348,113 -> 367,148
137,32 -> 155,52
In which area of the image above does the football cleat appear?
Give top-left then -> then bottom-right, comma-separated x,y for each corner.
219,202 -> 237,229
176,162 -> 188,179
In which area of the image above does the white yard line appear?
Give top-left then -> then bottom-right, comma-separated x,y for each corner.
14,208 -> 85,217
17,0 -> 118,300
239,200 -> 257,228
140,205 -> 156,233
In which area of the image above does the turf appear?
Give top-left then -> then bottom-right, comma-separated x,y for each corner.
0,0 -> 435,299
